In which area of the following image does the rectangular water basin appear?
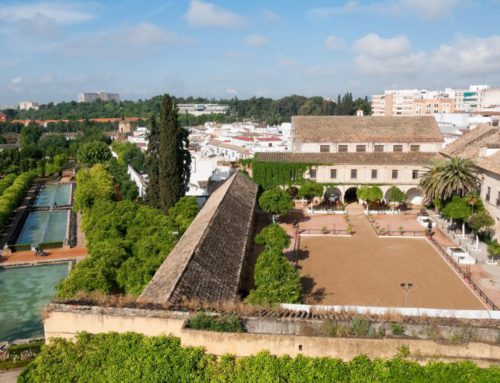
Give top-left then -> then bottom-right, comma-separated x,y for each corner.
17,210 -> 69,245
0,263 -> 68,341
35,184 -> 72,207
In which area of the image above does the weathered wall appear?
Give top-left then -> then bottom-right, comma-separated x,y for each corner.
44,305 -> 500,365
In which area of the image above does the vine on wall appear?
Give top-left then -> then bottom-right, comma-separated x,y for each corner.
252,160 -> 314,189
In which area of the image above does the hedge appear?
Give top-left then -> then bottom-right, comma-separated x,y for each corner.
0,173 -> 17,195
8,243 -> 31,252
19,332 -> 500,383
0,172 -> 35,232
40,241 -> 64,249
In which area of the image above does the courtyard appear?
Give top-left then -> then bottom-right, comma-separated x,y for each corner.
290,206 -> 486,310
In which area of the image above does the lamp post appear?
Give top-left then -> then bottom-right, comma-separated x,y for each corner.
400,282 -> 413,307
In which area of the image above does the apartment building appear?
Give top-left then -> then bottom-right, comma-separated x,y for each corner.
78,92 -> 120,103
19,101 -> 39,111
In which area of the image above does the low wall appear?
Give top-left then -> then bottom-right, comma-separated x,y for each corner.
44,304 -> 500,365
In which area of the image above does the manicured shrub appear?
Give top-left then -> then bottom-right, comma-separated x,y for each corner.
0,172 -> 35,231
19,333 -> 500,383
186,312 -> 245,333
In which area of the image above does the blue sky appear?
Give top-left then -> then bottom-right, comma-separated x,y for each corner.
1,0 -> 500,104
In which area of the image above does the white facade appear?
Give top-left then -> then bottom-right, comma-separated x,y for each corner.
178,104 -> 229,116
19,101 -> 39,111
78,92 -> 120,103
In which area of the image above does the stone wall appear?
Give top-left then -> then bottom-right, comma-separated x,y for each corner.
44,304 -> 500,365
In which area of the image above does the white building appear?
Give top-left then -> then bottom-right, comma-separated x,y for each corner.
127,127 -> 149,151
78,92 -> 120,103
177,104 -> 229,116
19,101 -> 39,111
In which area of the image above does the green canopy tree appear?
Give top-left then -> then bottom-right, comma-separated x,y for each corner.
442,196 -> 473,238
77,141 -> 112,166
19,125 -> 42,147
386,186 -> 405,204
438,157 -> 480,199
259,188 -> 294,222
157,94 -> 191,213
467,210 -> 494,249
357,186 -> 383,205
73,164 -> 114,212
298,181 -> 323,201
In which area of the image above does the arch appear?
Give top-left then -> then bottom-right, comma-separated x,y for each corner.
324,187 -> 342,202
406,187 -> 423,205
344,187 -> 358,204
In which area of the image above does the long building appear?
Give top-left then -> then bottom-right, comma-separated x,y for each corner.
254,115 -> 443,204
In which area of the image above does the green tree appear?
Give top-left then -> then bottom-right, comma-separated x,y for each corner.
255,224 -> 290,251
439,157 -> 480,199
357,186 -> 383,204
38,135 -> 68,157
73,164 -> 115,212
19,125 -> 42,147
442,196 -> 473,237
298,181 -> 323,201
467,210 -> 494,249
77,141 -> 112,166
157,95 -> 191,212
259,188 -> 294,222
145,116 -> 160,208
168,196 -> 200,233
386,186 -> 405,204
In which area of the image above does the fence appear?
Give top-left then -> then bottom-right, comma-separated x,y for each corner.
378,230 -> 427,237
427,234 -> 498,311
299,228 -> 350,236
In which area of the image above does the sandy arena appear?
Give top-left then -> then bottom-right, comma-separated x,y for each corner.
296,208 -> 485,310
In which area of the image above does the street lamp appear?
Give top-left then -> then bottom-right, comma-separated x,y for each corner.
400,282 -> 413,307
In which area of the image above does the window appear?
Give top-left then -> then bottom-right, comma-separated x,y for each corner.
486,187 -> 491,202
320,144 -> 330,153
309,169 -> 316,179
338,144 -> 348,152
374,145 -> 384,152
392,170 -> 398,179
393,145 -> 403,152
410,145 -> 420,152
351,169 -> 357,179
412,170 -> 419,179
356,145 -> 366,152
268,143 -> 272,147
371,169 -> 378,179
330,169 -> 337,179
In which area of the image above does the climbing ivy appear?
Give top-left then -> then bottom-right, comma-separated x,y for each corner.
252,160 -> 315,189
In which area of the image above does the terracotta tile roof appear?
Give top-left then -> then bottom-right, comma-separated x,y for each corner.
476,151 -> 500,175
292,115 -> 442,143
233,136 -> 254,142
209,139 -> 250,155
256,137 -> 282,142
139,172 -> 258,305
254,151 -> 435,165
440,125 -> 500,160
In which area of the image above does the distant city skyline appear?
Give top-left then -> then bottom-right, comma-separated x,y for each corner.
1,0 -> 500,105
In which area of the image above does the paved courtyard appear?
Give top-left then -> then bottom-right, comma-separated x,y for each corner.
297,206 -> 485,310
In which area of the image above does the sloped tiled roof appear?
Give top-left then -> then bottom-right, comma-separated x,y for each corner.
254,151 -> 436,165
476,151 -> 500,175
209,139 -> 250,155
292,116 -> 442,143
440,125 -> 500,160
139,172 -> 258,305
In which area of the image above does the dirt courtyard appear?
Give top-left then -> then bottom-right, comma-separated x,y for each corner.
298,212 -> 485,310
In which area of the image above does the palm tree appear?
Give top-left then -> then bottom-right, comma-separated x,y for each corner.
436,157 -> 480,199
419,160 -> 445,203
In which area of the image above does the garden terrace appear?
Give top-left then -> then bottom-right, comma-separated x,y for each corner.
139,172 -> 258,305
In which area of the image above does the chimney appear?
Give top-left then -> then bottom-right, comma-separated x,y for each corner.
356,109 -> 364,117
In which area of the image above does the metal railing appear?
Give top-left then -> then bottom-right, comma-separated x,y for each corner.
427,234 -> 498,311
299,228 -> 350,236
379,230 -> 427,237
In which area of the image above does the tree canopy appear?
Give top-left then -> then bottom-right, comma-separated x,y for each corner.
442,196 -> 472,221
385,186 -> 406,203
357,186 -> 383,203
258,188 -> 294,217
77,141 -> 112,167
298,181 -> 324,200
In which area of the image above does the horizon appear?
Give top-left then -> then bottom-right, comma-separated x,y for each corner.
1,0 -> 500,105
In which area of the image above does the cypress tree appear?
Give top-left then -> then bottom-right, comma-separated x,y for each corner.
145,116 -> 160,208
157,94 -> 191,213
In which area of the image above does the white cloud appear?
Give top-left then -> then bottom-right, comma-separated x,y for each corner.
261,9 -> 282,23
354,33 -> 410,58
352,33 -> 500,78
57,22 -> 186,58
310,0 -> 467,21
245,34 -> 268,47
0,2 -> 94,24
324,36 -> 344,50
185,0 -> 246,28
277,58 -> 300,69
225,88 -> 238,95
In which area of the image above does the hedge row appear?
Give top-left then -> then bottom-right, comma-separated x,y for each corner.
20,332 -> 500,383
0,172 -> 35,231
0,173 -> 17,195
